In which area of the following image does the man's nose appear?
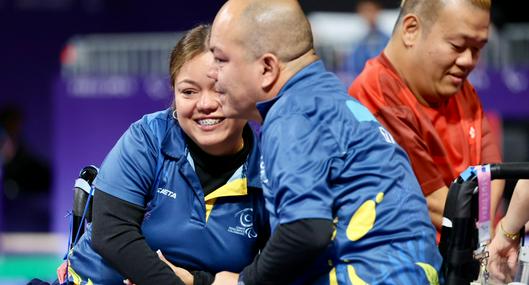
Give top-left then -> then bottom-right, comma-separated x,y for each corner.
196,90 -> 220,113
207,65 -> 218,80
456,48 -> 477,70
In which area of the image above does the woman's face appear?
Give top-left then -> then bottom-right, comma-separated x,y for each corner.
174,52 -> 246,156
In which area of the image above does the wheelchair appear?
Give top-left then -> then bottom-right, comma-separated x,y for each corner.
70,165 -> 98,249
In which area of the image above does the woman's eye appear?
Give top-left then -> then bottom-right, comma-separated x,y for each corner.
181,89 -> 197,96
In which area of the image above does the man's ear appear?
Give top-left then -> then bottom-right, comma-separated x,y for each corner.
260,53 -> 280,90
401,14 -> 420,47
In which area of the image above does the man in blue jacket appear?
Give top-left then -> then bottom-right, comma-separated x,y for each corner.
208,0 -> 442,284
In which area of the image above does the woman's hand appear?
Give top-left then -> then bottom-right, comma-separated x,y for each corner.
487,220 -> 520,282
57,261 -> 68,283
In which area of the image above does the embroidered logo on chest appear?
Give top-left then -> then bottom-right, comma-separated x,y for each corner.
469,126 -> 476,139
157,188 -> 176,199
227,208 -> 257,239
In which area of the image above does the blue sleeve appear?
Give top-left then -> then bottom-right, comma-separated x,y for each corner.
93,117 -> 160,207
262,114 -> 336,224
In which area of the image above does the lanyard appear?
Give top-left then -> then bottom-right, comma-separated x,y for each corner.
477,164 -> 492,244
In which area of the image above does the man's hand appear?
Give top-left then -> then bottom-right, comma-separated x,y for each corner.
124,250 -> 194,285
426,186 -> 449,229
427,180 -> 504,231
212,271 -> 239,285
157,250 -> 194,285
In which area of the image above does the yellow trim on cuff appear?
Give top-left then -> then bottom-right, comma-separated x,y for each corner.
67,264 -> 82,285
67,260 -> 94,285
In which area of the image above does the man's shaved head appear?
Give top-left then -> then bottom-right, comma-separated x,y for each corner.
208,0 -> 319,121
395,0 -> 491,34
217,0 -> 313,62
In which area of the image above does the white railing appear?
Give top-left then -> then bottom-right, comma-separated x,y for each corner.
502,23 -> 529,69
59,19 -> 529,77
61,32 -> 182,76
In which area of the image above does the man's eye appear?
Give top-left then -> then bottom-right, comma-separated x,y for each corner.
451,43 -> 465,52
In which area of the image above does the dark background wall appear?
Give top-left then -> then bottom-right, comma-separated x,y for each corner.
0,0 -> 224,162
0,0 -> 225,232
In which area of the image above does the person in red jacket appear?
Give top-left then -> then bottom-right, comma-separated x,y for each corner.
349,0 -> 503,230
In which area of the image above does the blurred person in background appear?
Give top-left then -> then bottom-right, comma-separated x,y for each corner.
487,179 -> 529,283
343,0 -> 389,77
0,106 -> 52,231
0,115 -> 15,164
349,0 -> 504,232
31,24 -> 269,285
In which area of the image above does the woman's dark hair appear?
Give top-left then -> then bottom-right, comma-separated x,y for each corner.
169,24 -> 211,89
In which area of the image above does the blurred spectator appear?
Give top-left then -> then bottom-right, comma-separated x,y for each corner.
0,110 -> 16,164
1,106 -> 52,231
343,0 -> 389,77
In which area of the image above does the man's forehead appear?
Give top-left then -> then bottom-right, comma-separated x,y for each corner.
211,22 -> 241,48
211,18 -> 230,43
209,29 -> 226,51
214,1 -> 241,30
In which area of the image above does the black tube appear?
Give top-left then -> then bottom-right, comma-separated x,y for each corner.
490,163 -> 529,180
71,165 -> 98,247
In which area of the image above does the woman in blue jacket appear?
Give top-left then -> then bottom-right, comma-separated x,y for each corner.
62,24 -> 268,285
